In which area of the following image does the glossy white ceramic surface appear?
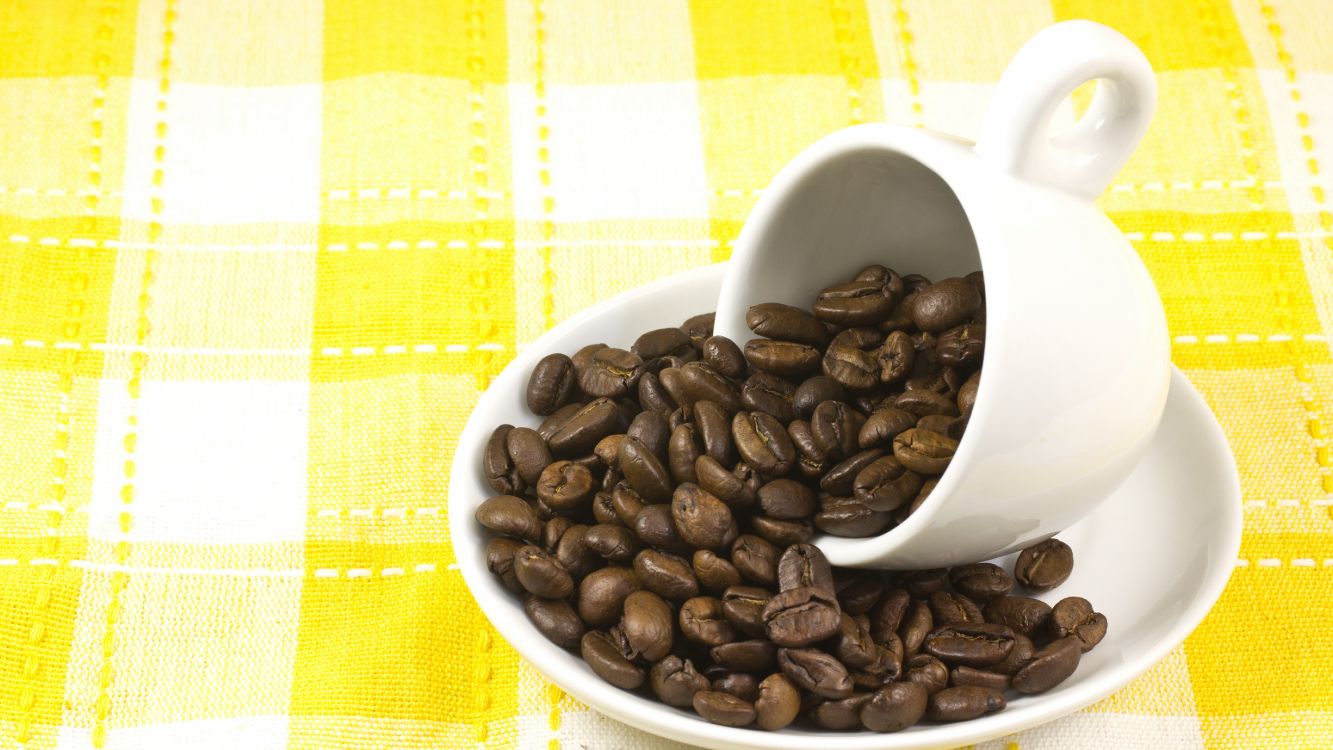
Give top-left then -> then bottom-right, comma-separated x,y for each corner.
713,21 -> 1168,567
448,262 -> 1241,750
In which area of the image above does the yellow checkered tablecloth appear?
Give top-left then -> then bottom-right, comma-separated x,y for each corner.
1,1 -> 1330,748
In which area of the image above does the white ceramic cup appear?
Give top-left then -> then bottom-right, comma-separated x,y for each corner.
713,20 -> 1169,568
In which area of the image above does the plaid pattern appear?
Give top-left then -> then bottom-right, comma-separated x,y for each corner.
0,0 -> 1330,748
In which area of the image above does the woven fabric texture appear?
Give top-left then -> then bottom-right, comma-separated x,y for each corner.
1,0 -> 1330,748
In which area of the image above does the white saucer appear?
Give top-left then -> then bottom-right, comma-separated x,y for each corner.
448,263 -> 1242,750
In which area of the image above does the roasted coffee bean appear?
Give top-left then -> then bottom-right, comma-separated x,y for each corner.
541,516 -> 574,553
622,590 -> 674,661
948,562 -> 1014,602
895,571 -> 943,601
746,303 -> 830,348
1015,538 -> 1074,591
681,312 -> 715,346
744,339 -> 821,379
895,389 -> 960,419
1051,596 -> 1108,652
984,595 -> 1053,640
876,330 -> 915,384
937,323 -> 985,368
732,411 -> 796,476
513,545 -> 574,599
537,402 -> 584,443
626,410 -> 670,459
667,424 -> 703,485
694,400 -> 735,465
534,460 -> 596,512
549,398 -> 620,456
632,549 -> 698,601
924,622 -> 1016,668
813,280 -> 898,326
822,343 -> 879,391
909,278 -> 982,333
633,327 -> 692,360
929,591 -> 983,624
810,693 -> 872,730
505,426 -> 552,486
571,342 -> 608,379
833,613 -> 878,669
1012,636 -> 1082,694
730,534 -> 779,587
618,436 -> 673,503
788,420 -> 829,479
609,484 -> 644,527
756,479 -> 816,520
899,600 -> 933,659
762,586 -> 842,647
694,455 -> 756,509
633,503 -> 688,553
958,370 -> 981,417
861,682 -> 927,733
583,524 -> 639,561
527,353 -> 578,415
776,543 -> 834,593
904,654 -> 949,695
475,495 -> 543,543
712,673 -> 760,703
577,566 -> 639,628
680,596 -> 736,647
853,455 -> 923,512
702,335 -> 746,379
591,491 -> 619,525
578,347 -> 644,399
638,372 -> 678,415
777,648 -> 853,700
554,524 -> 599,579
672,483 -> 738,550
861,635 -> 904,683
486,538 -> 525,594
721,585 -> 771,638
926,686 -> 1005,722
854,264 -> 902,288
484,425 -> 525,494
693,691 -> 756,727
740,372 -> 797,423
755,673 -> 801,730
950,665 -> 1011,691
818,448 -> 882,496
793,375 -> 847,419
858,407 -> 916,450
751,515 -> 814,546
905,364 -> 960,399
916,413 -> 960,438
835,573 -> 884,616
815,496 -> 893,537
711,640 -> 777,673
594,434 -> 626,467
660,361 -> 742,413
693,549 -> 742,593
581,630 -> 644,690
811,401 -> 865,460
870,588 -> 911,643
992,633 -> 1036,675
892,428 -> 957,474
830,325 -> 884,351
649,657 -> 708,710
524,595 -> 584,649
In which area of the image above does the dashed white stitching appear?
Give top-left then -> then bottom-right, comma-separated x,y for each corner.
0,339 -> 506,356
1172,333 -> 1325,344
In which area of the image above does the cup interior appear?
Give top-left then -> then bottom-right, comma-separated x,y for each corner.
718,143 -> 982,329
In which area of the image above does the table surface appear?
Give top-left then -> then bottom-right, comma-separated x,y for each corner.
0,1 -> 1329,748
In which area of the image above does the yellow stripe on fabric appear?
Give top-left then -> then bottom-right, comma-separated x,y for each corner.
288,543 -> 518,735
1050,0 -> 1254,71
322,0 -> 509,81
1187,535 -> 1333,745
0,1 -> 138,78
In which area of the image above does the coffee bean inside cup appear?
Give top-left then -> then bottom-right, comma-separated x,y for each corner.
475,264 -> 1107,732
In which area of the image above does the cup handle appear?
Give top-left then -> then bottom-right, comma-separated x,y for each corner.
976,20 -> 1155,200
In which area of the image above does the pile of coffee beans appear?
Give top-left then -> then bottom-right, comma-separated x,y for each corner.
476,265 -> 1108,732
